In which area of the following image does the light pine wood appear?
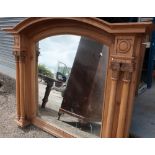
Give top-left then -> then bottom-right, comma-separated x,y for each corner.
116,77 -> 130,137
104,61 -> 120,137
104,79 -> 118,137
15,56 -> 20,120
123,36 -> 146,137
32,117 -> 76,138
19,55 -> 25,126
4,18 -> 153,138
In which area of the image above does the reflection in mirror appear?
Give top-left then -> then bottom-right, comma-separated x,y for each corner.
37,35 -> 109,137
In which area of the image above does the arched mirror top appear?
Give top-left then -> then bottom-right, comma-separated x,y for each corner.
4,17 -> 152,34
4,18 -> 153,46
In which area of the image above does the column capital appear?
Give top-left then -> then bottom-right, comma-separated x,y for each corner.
110,61 -> 121,80
121,62 -> 135,82
110,61 -> 121,71
120,62 -> 135,72
13,50 -> 26,62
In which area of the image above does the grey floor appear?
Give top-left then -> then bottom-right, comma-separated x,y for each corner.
130,79 -> 155,138
0,73 -> 53,138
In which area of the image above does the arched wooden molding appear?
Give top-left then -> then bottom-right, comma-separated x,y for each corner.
3,17 -> 154,137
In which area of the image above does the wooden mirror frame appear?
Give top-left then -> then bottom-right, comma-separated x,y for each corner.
4,17 -> 153,137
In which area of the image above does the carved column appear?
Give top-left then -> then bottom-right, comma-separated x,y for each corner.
13,49 -> 27,127
104,61 -> 121,137
13,51 -> 20,121
116,63 -> 134,137
18,51 -> 26,126
102,35 -> 136,138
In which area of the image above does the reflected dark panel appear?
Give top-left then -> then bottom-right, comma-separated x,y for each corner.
60,37 -> 108,121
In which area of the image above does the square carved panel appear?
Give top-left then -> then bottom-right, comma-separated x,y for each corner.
114,36 -> 135,57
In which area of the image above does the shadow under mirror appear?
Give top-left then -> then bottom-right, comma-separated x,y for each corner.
37,34 -> 109,137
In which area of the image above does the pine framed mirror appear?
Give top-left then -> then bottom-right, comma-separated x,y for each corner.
4,17 -> 152,137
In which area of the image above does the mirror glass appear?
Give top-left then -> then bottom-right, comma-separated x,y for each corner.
37,34 -> 109,137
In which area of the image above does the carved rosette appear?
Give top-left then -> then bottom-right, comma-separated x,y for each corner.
111,36 -> 135,82
114,36 -> 134,57
109,35 -> 136,137
14,35 -> 20,47
13,35 -> 27,63
117,40 -> 131,53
